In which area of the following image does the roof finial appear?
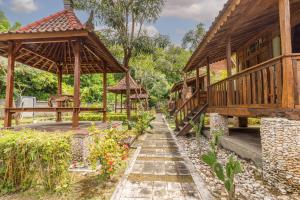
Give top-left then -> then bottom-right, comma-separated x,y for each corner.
64,0 -> 73,10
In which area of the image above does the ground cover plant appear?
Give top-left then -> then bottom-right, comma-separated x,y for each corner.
0,130 -> 72,194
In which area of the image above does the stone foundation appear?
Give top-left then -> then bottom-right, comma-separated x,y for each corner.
210,113 -> 229,136
260,118 -> 300,193
71,132 -> 91,166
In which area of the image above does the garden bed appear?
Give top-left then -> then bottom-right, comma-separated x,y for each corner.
176,135 -> 300,200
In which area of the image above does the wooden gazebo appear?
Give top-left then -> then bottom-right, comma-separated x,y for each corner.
107,75 -> 146,113
130,93 -> 150,111
0,7 -> 126,129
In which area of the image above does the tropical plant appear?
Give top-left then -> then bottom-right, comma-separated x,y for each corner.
89,129 -> 130,180
132,110 -> 155,135
190,113 -> 205,153
182,23 -> 206,51
0,130 -> 72,193
201,131 -> 243,200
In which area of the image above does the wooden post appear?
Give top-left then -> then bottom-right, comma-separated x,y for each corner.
56,65 -> 63,122
207,57 -> 211,103
226,37 -> 232,77
279,0 -> 294,108
102,71 -> 107,122
121,93 -> 123,113
125,71 -> 131,120
196,67 -> 200,105
4,42 -> 15,128
72,41 -> 81,129
227,37 -> 233,105
114,93 -> 117,113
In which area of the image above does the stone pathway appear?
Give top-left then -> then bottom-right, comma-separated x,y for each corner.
112,114 -> 212,200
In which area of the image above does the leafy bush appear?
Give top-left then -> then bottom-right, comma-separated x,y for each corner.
201,131 -> 243,200
63,113 -> 138,122
88,129 -> 130,180
190,113 -> 205,153
0,130 -> 72,193
133,111 -> 155,135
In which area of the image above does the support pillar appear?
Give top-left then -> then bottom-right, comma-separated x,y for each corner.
102,71 -> 107,122
206,57 -> 211,103
114,93 -> 117,113
261,118 -> 300,192
56,65 -> 63,122
4,42 -> 15,128
210,113 -> 229,136
72,41 -> 81,129
279,0 -> 294,108
226,37 -> 233,106
121,94 -> 123,113
232,117 -> 248,128
125,71 -> 131,120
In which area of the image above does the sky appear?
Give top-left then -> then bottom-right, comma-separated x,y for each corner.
0,0 -> 227,45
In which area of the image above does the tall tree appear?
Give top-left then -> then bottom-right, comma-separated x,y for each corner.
0,10 -> 21,33
73,0 -> 164,118
182,23 -> 206,51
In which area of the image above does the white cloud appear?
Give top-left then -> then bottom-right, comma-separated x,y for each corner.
142,25 -> 159,37
162,0 -> 227,26
11,0 -> 38,13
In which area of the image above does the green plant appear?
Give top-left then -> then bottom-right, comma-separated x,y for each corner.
201,131 -> 243,200
133,111 -> 155,135
89,129 -> 129,180
0,130 -> 72,193
190,114 -> 205,154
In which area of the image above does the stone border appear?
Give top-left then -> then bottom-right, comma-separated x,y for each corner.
163,115 -> 214,200
111,146 -> 141,200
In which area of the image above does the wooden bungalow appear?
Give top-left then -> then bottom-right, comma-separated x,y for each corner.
174,0 -> 300,135
169,74 -> 207,115
175,0 -> 300,192
107,74 -> 147,113
0,4 -> 126,129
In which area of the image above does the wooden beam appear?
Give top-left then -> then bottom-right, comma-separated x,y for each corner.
72,40 -> 81,129
4,42 -> 15,128
0,30 -> 88,41
102,70 -> 108,122
56,65 -> 63,122
279,0 -> 294,108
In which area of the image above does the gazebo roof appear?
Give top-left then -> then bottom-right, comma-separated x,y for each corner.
130,93 -> 149,100
0,9 -> 126,74
108,75 -> 146,94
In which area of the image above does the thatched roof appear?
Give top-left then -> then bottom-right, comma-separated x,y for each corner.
107,74 -> 146,94
130,93 -> 149,100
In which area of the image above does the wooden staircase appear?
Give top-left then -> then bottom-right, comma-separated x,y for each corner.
174,89 -> 207,136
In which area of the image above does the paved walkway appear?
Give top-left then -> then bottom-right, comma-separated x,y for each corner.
112,114 -> 212,200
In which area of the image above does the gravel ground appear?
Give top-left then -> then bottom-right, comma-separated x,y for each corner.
176,135 -> 300,200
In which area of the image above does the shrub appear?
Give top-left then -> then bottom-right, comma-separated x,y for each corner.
88,129 -> 129,180
0,130 -> 72,193
201,131 -> 243,200
63,113 -> 138,122
133,111 -> 155,135
190,113 -> 205,153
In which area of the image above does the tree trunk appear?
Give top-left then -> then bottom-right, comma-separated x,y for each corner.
123,54 -> 131,120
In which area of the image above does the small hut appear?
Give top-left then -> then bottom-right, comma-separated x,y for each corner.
130,93 -> 150,111
107,75 -> 147,113
0,4 -> 126,129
